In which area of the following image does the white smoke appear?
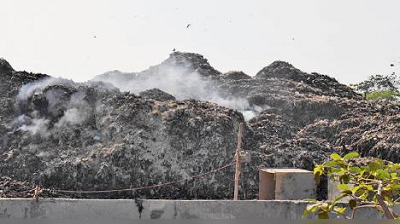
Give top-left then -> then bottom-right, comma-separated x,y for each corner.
55,108 -> 84,127
93,62 -> 263,120
55,92 -> 89,127
15,78 -> 90,137
15,58 -> 265,126
18,118 -> 50,137
93,65 -> 207,100
241,105 -> 269,121
17,77 -> 76,102
12,113 -> 50,138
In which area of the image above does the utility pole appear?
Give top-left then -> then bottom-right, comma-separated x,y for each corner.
234,122 -> 243,201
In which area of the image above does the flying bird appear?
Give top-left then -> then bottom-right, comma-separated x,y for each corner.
186,24 -> 191,29
390,64 -> 395,67
172,48 -> 176,52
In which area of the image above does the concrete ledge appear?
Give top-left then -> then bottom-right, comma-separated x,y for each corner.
141,200 -> 310,219
0,198 -> 398,219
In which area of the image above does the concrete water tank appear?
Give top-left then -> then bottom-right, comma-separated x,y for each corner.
259,168 -> 316,200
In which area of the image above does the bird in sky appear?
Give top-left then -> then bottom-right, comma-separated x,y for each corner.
390,64 -> 395,67
186,24 -> 191,29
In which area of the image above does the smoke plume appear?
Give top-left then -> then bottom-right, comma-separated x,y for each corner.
14,77 -> 92,137
93,61 -> 263,120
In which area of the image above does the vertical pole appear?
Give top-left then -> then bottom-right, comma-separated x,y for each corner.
234,122 -> 243,201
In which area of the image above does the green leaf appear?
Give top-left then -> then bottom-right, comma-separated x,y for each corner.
337,169 -> 347,176
314,164 -> 324,176
352,186 -> 361,194
349,199 -> 357,209
369,162 -> 380,172
359,184 -> 374,191
311,206 -> 319,213
349,166 -> 362,174
302,209 -> 311,218
358,166 -> 368,177
337,184 -> 350,191
376,159 -> 384,166
359,192 -> 369,200
337,160 -> 348,169
334,207 -> 347,215
342,190 -> 353,195
332,193 -> 351,204
314,164 -> 324,184
306,204 -> 320,213
344,152 -> 360,160
318,212 -> 329,219
376,169 -> 390,180
325,161 -> 338,168
330,153 -> 342,161
384,196 -> 394,205
389,163 -> 400,171
353,189 -> 367,197
330,168 -> 341,174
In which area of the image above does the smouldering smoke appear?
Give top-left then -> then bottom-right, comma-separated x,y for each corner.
15,58 -> 266,129
17,77 -> 75,102
93,61 -> 264,120
18,117 -> 50,137
55,91 -> 90,127
14,78 -> 91,137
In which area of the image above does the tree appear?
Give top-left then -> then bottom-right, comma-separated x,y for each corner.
351,74 -> 399,101
304,152 -> 400,219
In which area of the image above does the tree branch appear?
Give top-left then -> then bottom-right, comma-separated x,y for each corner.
377,181 -> 396,219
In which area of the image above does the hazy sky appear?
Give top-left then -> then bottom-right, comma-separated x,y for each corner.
1,0 -> 400,84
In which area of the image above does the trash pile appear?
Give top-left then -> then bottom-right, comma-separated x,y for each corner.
0,53 -> 399,199
139,88 -> 176,101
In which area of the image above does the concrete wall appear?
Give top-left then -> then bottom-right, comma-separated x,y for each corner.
0,198 -> 397,219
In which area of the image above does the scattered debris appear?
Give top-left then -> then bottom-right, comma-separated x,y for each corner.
139,88 -> 176,101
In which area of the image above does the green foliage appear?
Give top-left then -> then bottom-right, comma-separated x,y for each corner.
351,74 -> 399,101
366,90 -> 400,102
304,152 -> 400,219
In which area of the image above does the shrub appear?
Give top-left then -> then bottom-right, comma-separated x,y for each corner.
304,152 -> 400,219
366,90 -> 400,102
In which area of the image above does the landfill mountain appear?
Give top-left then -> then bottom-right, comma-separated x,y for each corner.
1,53 -> 400,200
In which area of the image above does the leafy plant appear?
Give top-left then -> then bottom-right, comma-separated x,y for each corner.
304,152 -> 400,219
351,74 -> 399,100
366,90 -> 400,102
